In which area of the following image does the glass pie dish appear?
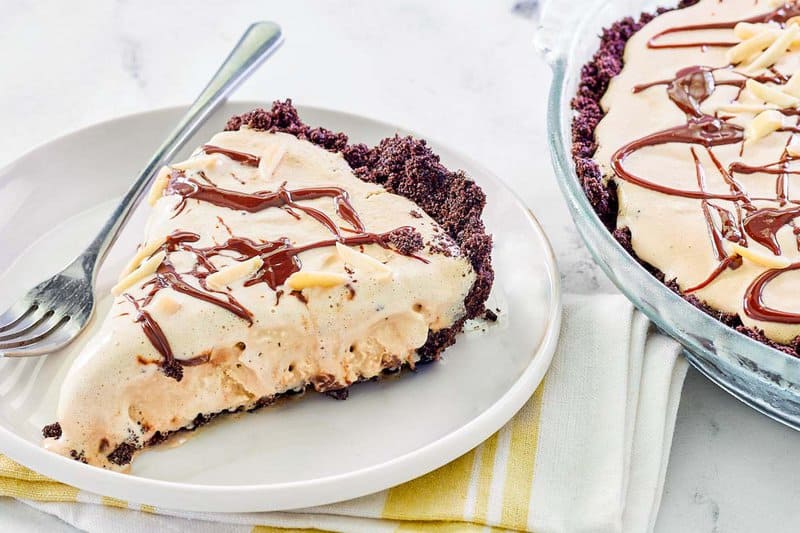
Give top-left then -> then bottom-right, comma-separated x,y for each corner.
538,0 -> 800,429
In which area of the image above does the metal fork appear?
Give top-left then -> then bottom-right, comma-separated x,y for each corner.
0,22 -> 283,358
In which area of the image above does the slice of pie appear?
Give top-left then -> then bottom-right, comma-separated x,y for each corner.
42,101 -> 493,470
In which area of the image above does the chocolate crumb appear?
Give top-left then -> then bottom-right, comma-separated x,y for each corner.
429,232 -> 457,257
250,396 -> 278,409
386,227 -> 424,255
192,412 -> 215,428
225,100 -> 348,153
107,443 -> 135,466
70,450 -> 87,464
161,359 -> 184,382
483,308 -> 498,322
324,387 -> 350,400
416,317 -> 467,364
42,422 -> 62,439
147,431 -> 168,447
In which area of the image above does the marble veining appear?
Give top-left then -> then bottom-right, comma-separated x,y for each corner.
120,36 -> 145,88
512,0 -> 539,19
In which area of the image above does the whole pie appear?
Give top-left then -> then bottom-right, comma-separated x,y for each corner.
42,101 -> 493,470
573,0 -> 800,354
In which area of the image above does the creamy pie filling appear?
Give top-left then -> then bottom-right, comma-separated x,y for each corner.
44,128 -> 476,469
595,0 -> 800,343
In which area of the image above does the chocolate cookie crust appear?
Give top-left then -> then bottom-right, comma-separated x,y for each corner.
571,0 -> 800,357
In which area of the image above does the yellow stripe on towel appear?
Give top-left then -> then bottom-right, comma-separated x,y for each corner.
501,381 -> 546,530
382,448 -> 477,521
101,496 -> 128,508
473,431 -> 500,523
0,455 -> 78,502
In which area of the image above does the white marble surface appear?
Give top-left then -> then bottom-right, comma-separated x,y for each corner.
3,0 -> 800,531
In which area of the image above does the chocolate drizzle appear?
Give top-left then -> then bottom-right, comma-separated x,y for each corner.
202,144 -> 260,167
611,117 -> 745,201
647,3 -> 800,49
166,171 -> 365,236
612,66 -> 747,202
126,162 -> 426,377
745,262 -> 800,323
610,7 -> 800,323
684,254 -> 742,293
122,293 -> 212,381
743,207 -> 800,255
196,228 -> 423,292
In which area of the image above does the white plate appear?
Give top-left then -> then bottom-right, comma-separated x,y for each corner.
0,103 -> 561,512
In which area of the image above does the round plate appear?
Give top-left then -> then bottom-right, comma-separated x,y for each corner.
0,103 -> 561,512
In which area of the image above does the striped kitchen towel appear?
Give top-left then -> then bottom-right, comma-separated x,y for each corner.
0,294 -> 687,532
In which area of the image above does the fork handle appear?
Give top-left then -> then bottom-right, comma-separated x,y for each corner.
76,21 -> 283,281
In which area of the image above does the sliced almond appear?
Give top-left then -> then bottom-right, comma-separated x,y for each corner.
744,24 -> 799,73
787,135 -> 800,157
335,242 -> 392,276
731,243 -> 792,269
173,155 -> 219,172
119,237 -> 167,279
733,22 -> 777,40
744,109 -> 785,144
746,79 -> 800,107
285,271 -> 349,290
147,167 -> 172,206
258,141 -> 287,182
716,103 -> 778,113
783,72 -> 800,97
206,256 -> 263,291
727,29 -> 779,65
112,251 -> 166,296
